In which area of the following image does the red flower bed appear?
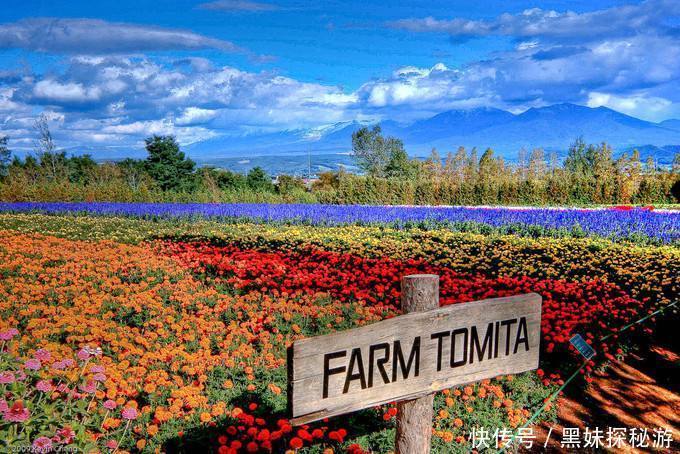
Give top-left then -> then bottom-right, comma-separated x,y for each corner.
162,241 -> 651,369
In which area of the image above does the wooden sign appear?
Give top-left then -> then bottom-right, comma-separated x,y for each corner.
288,291 -> 542,425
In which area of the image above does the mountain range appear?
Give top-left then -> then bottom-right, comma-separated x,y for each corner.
187,103 -> 680,165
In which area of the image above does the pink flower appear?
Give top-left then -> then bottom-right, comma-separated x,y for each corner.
3,401 -> 30,422
105,440 -> 118,449
57,384 -> 69,393
51,358 -> 75,371
121,406 -> 138,420
36,380 -> 54,393
0,328 -> 19,341
0,372 -> 15,384
32,436 -> 52,452
90,365 -> 105,373
0,399 -> 8,413
15,370 -> 26,381
92,373 -> 107,382
103,400 -> 117,410
77,346 -> 102,361
56,426 -> 75,444
80,380 -> 97,394
24,359 -> 41,370
33,349 -> 51,361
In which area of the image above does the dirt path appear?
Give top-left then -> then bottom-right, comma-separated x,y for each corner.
528,345 -> 680,453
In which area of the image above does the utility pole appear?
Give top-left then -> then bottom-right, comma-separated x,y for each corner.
308,147 -> 312,180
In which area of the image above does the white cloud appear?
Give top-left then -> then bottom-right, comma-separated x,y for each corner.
0,88 -> 24,112
198,0 -> 279,12
587,92 -> 674,122
33,80 -> 103,103
2,55 -> 360,151
175,107 -> 219,125
368,5 -> 680,117
2,0 -> 680,153
390,0 -> 679,41
100,119 -> 218,145
0,18 -> 242,54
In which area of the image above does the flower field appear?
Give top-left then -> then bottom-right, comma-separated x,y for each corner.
0,205 -> 677,453
0,202 -> 678,243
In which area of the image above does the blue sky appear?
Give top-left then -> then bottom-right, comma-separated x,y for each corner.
0,0 -> 679,154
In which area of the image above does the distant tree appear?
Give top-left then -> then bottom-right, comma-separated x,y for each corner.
445,146 -> 467,180
478,148 -> 500,182
384,139 -> 413,178
464,147 -> 478,182
352,126 -> 387,176
527,148 -> 547,179
635,176 -> 665,203
423,148 -> 442,176
673,153 -> 680,174
24,155 -> 41,184
213,168 -> 247,190
89,162 -> 121,187
671,179 -> 680,203
34,114 -> 67,181
564,137 -> 590,176
68,154 -> 98,184
517,147 -> 528,179
312,171 -> 340,191
0,135 -> 10,178
645,156 -> 655,172
548,150 -> 559,172
35,114 -> 56,155
277,174 -> 306,194
246,166 -> 274,191
144,135 -> 196,191
117,158 -> 147,191
615,151 -> 640,203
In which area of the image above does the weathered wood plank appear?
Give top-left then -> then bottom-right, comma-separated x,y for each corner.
289,293 -> 542,425
395,275 -> 439,454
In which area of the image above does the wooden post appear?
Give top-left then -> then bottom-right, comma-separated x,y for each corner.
395,274 -> 439,454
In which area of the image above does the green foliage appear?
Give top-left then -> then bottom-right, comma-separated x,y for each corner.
671,179 -> 680,203
384,139 -> 415,178
277,174 -> 306,194
144,135 -> 196,191
67,154 -> 98,184
352,125 -> 410,178
0,135 -> 10,178
246,166 -> 274,192
211,168 -> 247,190
0,129 -> 677,206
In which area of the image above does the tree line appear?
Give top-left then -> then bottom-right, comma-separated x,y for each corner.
343,126 -> 679,205
0,117 -> 678,205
